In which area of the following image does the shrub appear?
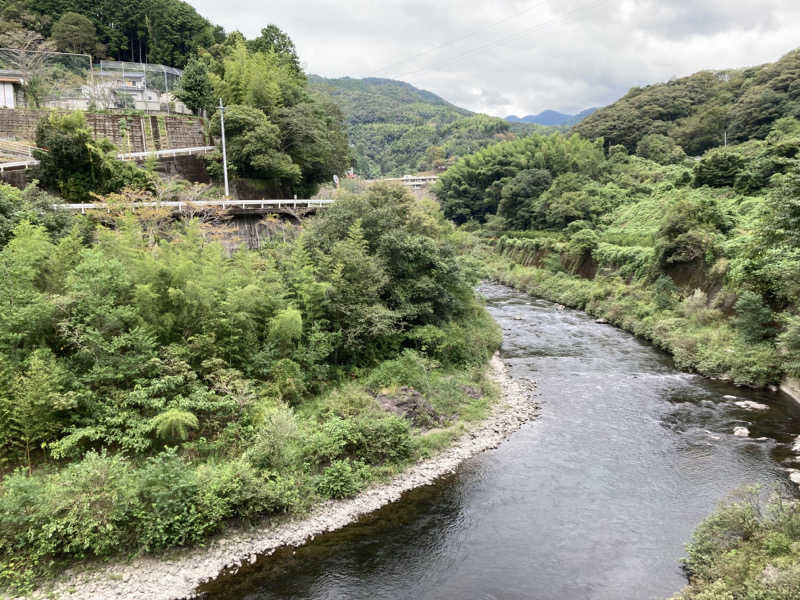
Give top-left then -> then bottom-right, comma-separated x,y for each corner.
352,416 -> 412,464
733,290 -> 774,342
679,289 -> 718,325
654,275 -> 679,309
245,404 -> 298,470
365,349 -> 435,393
270,358 -> 307,404
778,314 -> 800,376
0,470 -> 49,590
316,459 -> 364,499
407,308 -> 501,367
43,451 -> 137,559
684,489 -> 761,578
196,459 -> 302,524
132,449 -> 202,551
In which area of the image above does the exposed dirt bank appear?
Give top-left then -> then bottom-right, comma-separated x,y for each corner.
29,355 -> 537,600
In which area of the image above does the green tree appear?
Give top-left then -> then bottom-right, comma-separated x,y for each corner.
50,12 -> 98,55
635,134 -> 687,164
34,112 -> 152,201
9,349 -> 69,470
208,104 -> 301,192
693,149 -> 745,188
247,24 -> 300,72
733,291 -> 774,342
497,168 -> 553,229
174,57 -> 214,116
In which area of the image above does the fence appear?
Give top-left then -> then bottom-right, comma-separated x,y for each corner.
0,49 -> 187,113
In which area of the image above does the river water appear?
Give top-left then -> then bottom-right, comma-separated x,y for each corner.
199,283 -> 800,600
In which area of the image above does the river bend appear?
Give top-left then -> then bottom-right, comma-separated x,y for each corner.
199,283 -> 800,600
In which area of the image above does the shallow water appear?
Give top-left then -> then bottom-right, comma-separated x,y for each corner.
199,283 -> 800,600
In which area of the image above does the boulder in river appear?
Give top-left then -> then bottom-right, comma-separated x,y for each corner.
734,400 -> 770,411
733,426 -> 750,437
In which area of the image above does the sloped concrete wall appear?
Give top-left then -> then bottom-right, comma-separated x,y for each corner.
0,109 -> 206,152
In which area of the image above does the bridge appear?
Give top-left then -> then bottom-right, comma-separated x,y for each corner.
381,175 -> 438,189
0,145 -> 217,173
54,198 -> 334,218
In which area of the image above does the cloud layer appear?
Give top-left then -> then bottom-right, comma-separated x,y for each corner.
189,0 -> 800,117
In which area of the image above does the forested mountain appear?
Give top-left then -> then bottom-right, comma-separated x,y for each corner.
505,107 -> 597,126
574,48 -> 800,155
0,0 -> 222,67
309,75 -> 549,177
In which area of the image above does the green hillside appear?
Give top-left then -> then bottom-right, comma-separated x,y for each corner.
309,75 -> 547,177
574,48 -> 800,156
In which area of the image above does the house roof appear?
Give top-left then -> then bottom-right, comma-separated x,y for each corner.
0,69 -> 24,84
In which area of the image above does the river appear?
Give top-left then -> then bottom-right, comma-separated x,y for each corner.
198,283 -> 800,600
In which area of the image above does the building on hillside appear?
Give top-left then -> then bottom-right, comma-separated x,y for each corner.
44,62 -> 191,114
0,70 -> 25,109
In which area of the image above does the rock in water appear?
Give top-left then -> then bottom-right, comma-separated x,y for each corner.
793,435 -> 800,453
733,426 -> 750,437
734,400 -> 770,411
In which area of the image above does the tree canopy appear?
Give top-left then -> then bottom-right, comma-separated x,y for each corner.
574,49 -> 800,156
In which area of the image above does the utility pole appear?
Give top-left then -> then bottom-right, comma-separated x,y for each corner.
219,98 -> 230,198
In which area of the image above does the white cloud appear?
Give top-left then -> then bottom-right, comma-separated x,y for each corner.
188,0 -> 800,117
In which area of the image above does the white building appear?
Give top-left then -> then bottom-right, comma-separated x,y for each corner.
0,70 -> 25,109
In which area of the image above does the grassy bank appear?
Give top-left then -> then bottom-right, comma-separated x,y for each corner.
671,490 -> 800,600
481,246 -> 781,387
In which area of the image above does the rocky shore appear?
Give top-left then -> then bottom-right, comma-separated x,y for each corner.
30,355 -> 537,600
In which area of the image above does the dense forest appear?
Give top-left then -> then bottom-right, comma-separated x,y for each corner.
0,0 -> 222,67
574,48 -> 800,156
309,76 -> 549,177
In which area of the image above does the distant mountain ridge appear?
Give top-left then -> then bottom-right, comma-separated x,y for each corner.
309,75 -> 551,177
505,108 -> 598,126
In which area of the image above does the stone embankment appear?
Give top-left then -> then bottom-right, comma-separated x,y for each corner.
32,354 -> 537,600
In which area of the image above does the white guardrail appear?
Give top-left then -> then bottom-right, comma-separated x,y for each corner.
53,199 -> 335,213
116,146 -> 216,161
1,145 -> 218,171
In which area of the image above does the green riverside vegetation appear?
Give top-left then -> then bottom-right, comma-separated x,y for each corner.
670,489 -> 800,599
0,182 -> 501,592
434,48 -> 800,594
440,123 -> 800,388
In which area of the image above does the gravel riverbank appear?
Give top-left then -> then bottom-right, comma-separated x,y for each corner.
30,354 -> 537,600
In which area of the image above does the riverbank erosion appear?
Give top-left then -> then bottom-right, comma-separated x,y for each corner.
28,355 -> 536,600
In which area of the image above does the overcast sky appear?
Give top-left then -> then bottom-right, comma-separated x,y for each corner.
189,0 -> 800,117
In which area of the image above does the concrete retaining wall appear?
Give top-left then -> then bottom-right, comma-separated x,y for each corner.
0,109 -> 206,153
